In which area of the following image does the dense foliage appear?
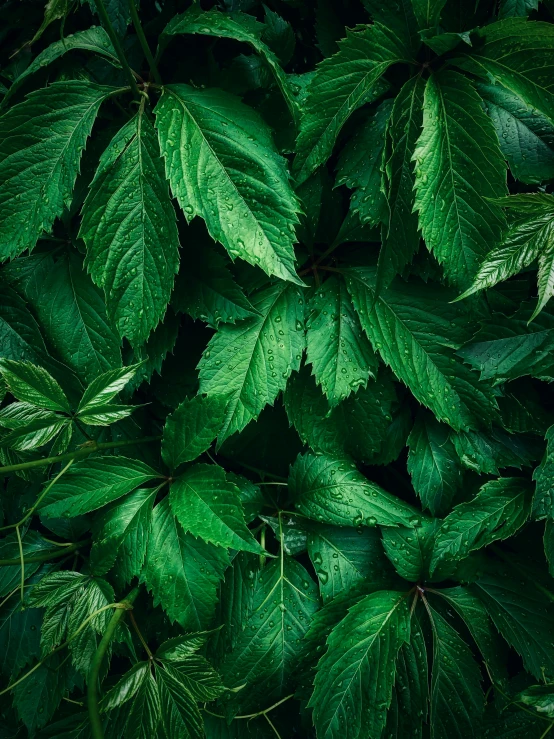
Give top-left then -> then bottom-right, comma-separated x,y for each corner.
4,0 -> 554,736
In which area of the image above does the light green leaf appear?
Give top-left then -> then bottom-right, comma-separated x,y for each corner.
294,23 -> 411,184
39,457 -> 160,518
0,81 -> 112,261
169,464 -> 264,554
517,684 -> 554,718
306,276 -> 377,407
309,590 -> 410,739
407,411 -> 462,516
78,365 -> 140,413
413,70 -> 507,289
0,359 -> 69,412
142,498 -> 229,629
430,478 -> 532,573
198,282 -> 305,442
0,414 -> 69,452
80,110 -> 180,346
289,451 -> 420,528
345,267 -> 499,430
77,403 -> 135,426
155,84 -> 301,285
162,395 -> 227,470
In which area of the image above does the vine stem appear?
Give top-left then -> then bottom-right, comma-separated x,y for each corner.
129,610 -> 154,660
0,539 -> 89,566
128,0 -> 162,84
88,588 -> 139,739
203,693 -> 294,721
95,0 -> 140,97
0,435 -> 161,476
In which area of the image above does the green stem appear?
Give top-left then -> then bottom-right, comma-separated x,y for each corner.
88,588 -> 139,739
0,539 -> 89,566
95,0 -> 140,97
15,526 -> 24,601
128,0 -> 162,84
0,435 -> 161,476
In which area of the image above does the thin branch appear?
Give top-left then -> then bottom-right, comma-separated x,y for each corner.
15,526 -> 24,601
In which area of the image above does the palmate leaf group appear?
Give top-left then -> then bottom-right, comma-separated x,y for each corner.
2,1 -> 554,738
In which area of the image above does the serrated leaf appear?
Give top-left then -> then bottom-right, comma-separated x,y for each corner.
430,478 -> 532,573
0,414 -> 69,451
12,652 -> 72,732
39,456 -> 159,518
0,592 -> 41,676
407,411 -> 462,515
169,464 -> 264,554
411,0 -> 447,30
309,590 -> 410,739
382,519 -> 440,582
86,0 -> 131,37
345,267 -> 498,430
517,684 -> 554,718
413,70 -> 507,289
67,578 -> 114,676
219,555 -> 319,713
428,603 -> 484,739
306,276 -> 377,407
159,653 -> 224,702
155,84 -> 301,285
142,498 -> 229,629
0,359 -> 69,412
90,487 -> 157,582
198,282 -> 304,442
77,403 -> 135,426
500,0 -> 539,17
107,668 -> 161,737
80,110 -> 180,346
0,532 -> 60,597
294,23 -> 411,184
28,571 -> 89,609
0,81 -> 112,260
156,662 -> 203,739
162,395 -> 227,470
289,451 -> 420,528
452,426 -> 541,474
533,425 -> 554,519
77,365 -> 139,412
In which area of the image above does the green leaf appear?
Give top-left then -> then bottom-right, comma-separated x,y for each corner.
0,592 -> 41,676
28,571 -> 89,609
108,668 -> 161,736
86,0 -> 131,37
413,70 -> 507,289
198,282 -> 305,442
0,81 -> 112,260
162,7 -> 298,123
454,19 -> 554,127
169,464 -> 264,554
155,84 -> 301,285
377,74 -> 425,293
499,0 -> 539,17
263,6 -> 295,65
0,413 -> 69,452
289,451 -> 420,528
39,457 -> 159,518
411,0 -> 447,30
407,411 -> 462,516
477,82 -> 554,184
309,590 -> 410,739
294,23 -> 411,184
533,425 -> 554,519
0,359 -> 69,412
306,276 -> 377,407
142,498 -> 229,629
345,267 -> 499,430
80,110 -> 180,346
12,652 -> 72,732
156,663 -> 203,739
517,684 -> 554,718
335,99 -> 391,226
158,653 -> 224,701
307,525 -> 397,601
77,365 -> 139,413
430,478 -> 532,573
90,486 -> 157,582
162,395 -> 227,470
171,246 -> 257,327
67,577 -> 114,676
77,403 -> 135,426
27,0 -> 73,46
452,427 -> 541,474
219,555 -> 319,713
0,532 -> 59,598
382,519 -> 440,582
427,602 -> 484,739
472,569 -> 554,679
102,662 -> 150,710
1,27 -> 119,108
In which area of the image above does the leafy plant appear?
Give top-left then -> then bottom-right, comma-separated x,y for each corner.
3,0 -> 554,737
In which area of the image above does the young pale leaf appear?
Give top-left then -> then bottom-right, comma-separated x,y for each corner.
407,412 -> 462,516
77,364 -> 140,413
289,451 -> 420,528
376,74 -> 425,293
428,603 -> 484,739
198,282 -> 304,442
382,520 -> 440,582
80,110 -> 180,346
335,99 -> 392,226
309,590 -> 410,739
413,70 -> 507,289
39,457 -> 159,518
0,360 -> 69,412
306,276 -> 377,407
430,478 -> 532,573
169,464 -> 264,554
90,487 -> 157,582
219,556 -> 319,713
162,395 -> 227,470
345,267 -> 498,430
294,23 -> 411,184
156,663 -> 203,739
142,498 -> 229,629
0,82 -> 112,260
155,85 -> 301,285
